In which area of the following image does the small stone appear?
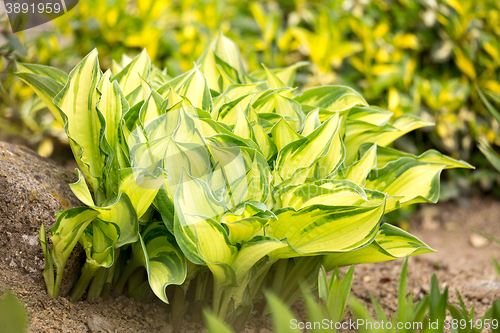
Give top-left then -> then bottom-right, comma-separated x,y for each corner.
363,275 -> 371,283
87,314 -> 115,333
421,284 -> 430,294
421,206 -> 440,231
470,234 -> 489,248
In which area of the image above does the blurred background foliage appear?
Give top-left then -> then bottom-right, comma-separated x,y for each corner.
1,0 -> 500,197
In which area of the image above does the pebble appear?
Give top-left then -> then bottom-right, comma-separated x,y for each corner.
421,283 -> 430,294
363,275 -> 371,283
470,234 -> 489,248
87,314 -> 115,333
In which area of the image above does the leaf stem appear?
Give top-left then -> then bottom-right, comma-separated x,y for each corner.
70,262 -> 100,301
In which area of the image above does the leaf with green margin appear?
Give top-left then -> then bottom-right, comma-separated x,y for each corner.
261,65 -> 295,99
174,170 -> 231,265
50,207 -> 100,270
213,83 -> 261,114
208,143 -> 271,208
344,115 -> 433,164
358,144 -> 474,170
233,105 -> 256,141
119,167 -> 166,219
139,90 -> 165,126
69,169 -> 95,206
54,49 -> 104,193
217,93 -> 259,126
94,193 -> 138,248
301,108 -> 321,136
174,66 -> 213,113
322,223 -> 435,270
233,236 -> 286,280
271,117 -> 302,152
266,194 -> 386,259
252,91 -> 304,131
294,85 -> 367,112
347,106 -> 393,126
213,32 -> 247,83
15,63 -> 67,125
220,201 -> 275,244
134,222 -> 187,303
276,179 -> 368,210
252,119 -> 277,161
336,143 -> 377,186
112,49 -> 151,98
16,62 -> 67,84
365,157 -> 446,205
250,61 -> 308,87
274,113 -> 340,185
98,70 -> 130,192
80,219 -> 119,269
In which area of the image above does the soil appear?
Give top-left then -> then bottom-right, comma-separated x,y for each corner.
1,141 -> 499,332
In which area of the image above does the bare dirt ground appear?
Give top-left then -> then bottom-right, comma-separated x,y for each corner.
1,196 -> 500,332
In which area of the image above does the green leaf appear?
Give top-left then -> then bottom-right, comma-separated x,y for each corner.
267,195 -> 386,258
294,85 -> 367,112
253,91 -> 305,132
50,207 -> 100,270
323,223 -> 435,269
266,292 -> 298,333
363,145 -> 474,170
112,49 -> 151,98
135,222 -> 187,303
365,157 -> 446,206
250,61 -> 308,87
203,311 -> 235,333
16,62 -> 67,85
173,66 -> 213,113
271,117 -> 302,152
98,70 -> 130,192
277,179 -> 368,210
139,90 -> 165,126
274,113 -> 342,185
0,291 -> 28,333
54,49 -> 104,193
347,106 -> 392,126
344,115 -> 433,164
15,63 -> 67,126
337,143 -> 377,186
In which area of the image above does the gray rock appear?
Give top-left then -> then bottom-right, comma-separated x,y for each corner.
0,141 -> 83,296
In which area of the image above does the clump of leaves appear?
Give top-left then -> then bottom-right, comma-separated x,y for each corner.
19,32 -> 472,325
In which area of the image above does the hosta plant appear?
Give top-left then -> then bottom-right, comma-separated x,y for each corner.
18,33 -> 472,323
